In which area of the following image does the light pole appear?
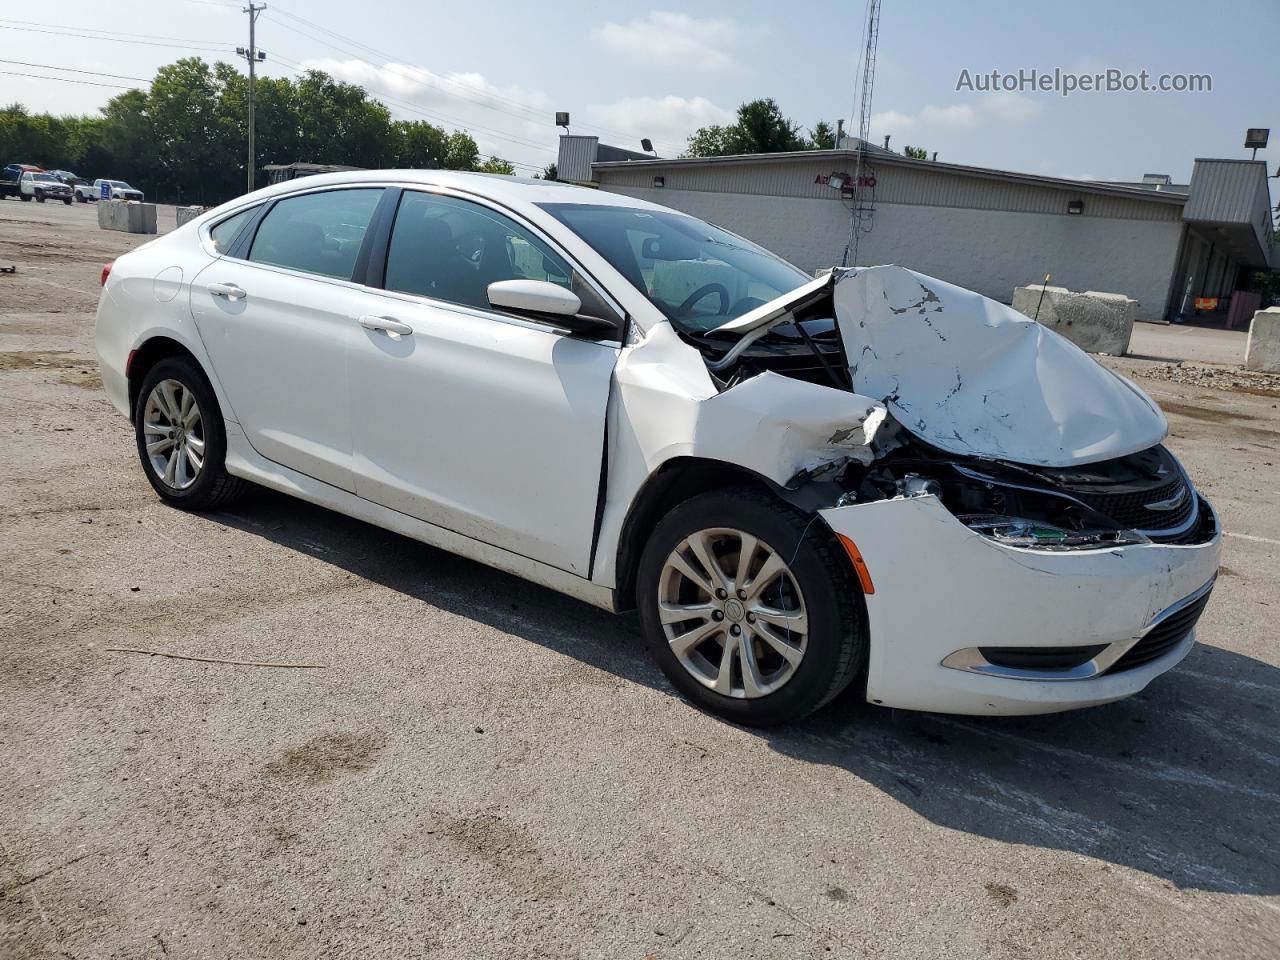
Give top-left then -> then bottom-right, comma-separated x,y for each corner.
238,4 -> 267,195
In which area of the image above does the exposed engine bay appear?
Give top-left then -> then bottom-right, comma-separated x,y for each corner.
686,265 -> 1215,550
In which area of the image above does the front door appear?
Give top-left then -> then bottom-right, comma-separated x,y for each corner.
190,187 -> 384,491
348,189 -> 620,576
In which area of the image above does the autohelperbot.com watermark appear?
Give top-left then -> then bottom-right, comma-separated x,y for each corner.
957,68 -> 1212,97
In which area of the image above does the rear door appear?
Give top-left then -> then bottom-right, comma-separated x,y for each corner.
190,186 -> 384,491
346,188 -> 622,576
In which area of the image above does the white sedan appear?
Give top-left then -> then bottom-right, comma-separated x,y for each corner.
94,171 -> 1220,725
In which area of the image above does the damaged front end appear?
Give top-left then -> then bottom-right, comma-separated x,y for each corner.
691,265 -> 1215,553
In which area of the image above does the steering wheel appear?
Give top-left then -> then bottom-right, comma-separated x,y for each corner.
675,283 -> 730,318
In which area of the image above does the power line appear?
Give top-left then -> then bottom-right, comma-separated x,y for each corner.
271,53 -> 556,161
0,23 -> 232,53
266,4 -> 680,155
0,16 -> 233,46
0,69 -> 140,90
0,58 -> 151,83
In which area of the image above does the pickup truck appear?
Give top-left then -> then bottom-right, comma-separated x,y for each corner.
19,171 -> 74,204
75,178 -> 144,202
1,163 -> 43,199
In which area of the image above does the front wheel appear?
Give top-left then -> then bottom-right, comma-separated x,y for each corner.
636,488 -> 867,726
76,193 -> 87,203
20,194 -> 30,201
63,197 -> 72,205
36,194 -> 45,203
133,357 -> 246,510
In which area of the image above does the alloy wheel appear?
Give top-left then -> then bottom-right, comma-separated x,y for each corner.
657,527 -> 809,699
142,379 -> 206,490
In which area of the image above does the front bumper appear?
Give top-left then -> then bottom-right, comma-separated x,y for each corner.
819,493 -> 1221,716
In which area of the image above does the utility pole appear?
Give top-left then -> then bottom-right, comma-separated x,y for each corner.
237,4 -> 267,195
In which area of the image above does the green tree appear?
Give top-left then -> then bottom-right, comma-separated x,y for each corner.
1,57 -> 497,203
444,131 -> 479,171
477,155 -> 515,175
537,161 -> 557,181
808,120 -> 837,150
684,99 -> 809,157
903,145 -> 930,160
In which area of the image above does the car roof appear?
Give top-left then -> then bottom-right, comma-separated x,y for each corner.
237,168 -> 677,217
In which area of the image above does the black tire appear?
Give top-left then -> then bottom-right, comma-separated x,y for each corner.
76,193 -> 87,203
636,487 -> 867,726
20,194 -> 30,201
133,356 -> 247,510
63,197 -> 72,205
36,193 -> 45,203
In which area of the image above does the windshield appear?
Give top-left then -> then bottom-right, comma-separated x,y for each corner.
539,203 -> 809,332
32,174 -> 55,182
109,181 -> 132,188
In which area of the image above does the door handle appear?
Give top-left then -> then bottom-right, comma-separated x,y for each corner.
208,282 -> 246,301
358,315 -> 413,338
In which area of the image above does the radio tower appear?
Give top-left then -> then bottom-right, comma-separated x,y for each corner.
844,0 -> 882,267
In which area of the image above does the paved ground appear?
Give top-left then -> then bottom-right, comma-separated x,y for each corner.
1130,321 -> 1249,366
2,198 -> 1278,959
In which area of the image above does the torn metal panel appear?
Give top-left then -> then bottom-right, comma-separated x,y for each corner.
590,322 -> 887,587
831,266 -> 1168,466
613,323 -> 887,486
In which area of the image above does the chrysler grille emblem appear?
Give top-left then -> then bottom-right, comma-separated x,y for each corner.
1145,484 -> 1187,512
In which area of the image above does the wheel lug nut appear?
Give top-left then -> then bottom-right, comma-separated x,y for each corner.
712,611 -> 723,621
746,613 -> 755,623
730,625 -> 741,636
715,588 -> 727,600
737,590 -> 746,600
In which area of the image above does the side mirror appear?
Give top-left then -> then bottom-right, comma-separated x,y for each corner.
488,279 -> 581,316
487,279 -> 618,340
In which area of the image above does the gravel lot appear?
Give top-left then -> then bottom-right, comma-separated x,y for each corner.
2,198 -> 1278,959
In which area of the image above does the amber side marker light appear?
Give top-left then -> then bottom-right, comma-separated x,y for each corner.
836,534 -> 876,595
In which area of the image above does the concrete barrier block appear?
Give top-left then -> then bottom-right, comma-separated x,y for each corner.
97,200 -> 157,235
1012,283 -> 1136,355
1245,307 -> 1280,373
175,205 -> 205,228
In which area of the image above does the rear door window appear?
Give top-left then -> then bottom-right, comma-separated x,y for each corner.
248,188 -> 383,281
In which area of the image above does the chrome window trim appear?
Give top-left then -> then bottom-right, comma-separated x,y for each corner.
941,575 -> 1216,681
198,179 -> 628,332
198,181 -> 397,263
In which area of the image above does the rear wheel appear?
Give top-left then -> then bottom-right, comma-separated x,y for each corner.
36,193 -> 45,203
62,197 -> 72,205
637,488 -> 867,726
76,193 -> 87,203
20,194 -> 30,202
133,356 -> 246,510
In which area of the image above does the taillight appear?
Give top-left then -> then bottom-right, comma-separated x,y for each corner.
100,261 -> 113,287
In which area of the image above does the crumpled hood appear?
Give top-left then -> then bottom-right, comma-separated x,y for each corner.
713,265 -> 1168,468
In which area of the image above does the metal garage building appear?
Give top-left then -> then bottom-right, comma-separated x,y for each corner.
557,135 -> 1275,323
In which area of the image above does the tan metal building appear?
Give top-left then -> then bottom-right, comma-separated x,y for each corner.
558,135 -> 1275,323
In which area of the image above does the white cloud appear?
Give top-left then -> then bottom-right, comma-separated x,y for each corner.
920,104 -> 978,128
979,92 -> 1041,123
595,12 -> 738,71
585,95 -> 733,152
869,93 -> 1042,143
869,110 -> 918,136
300,58 -> 556,171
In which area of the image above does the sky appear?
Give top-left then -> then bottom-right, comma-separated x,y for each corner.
3,0 -> 1276,183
